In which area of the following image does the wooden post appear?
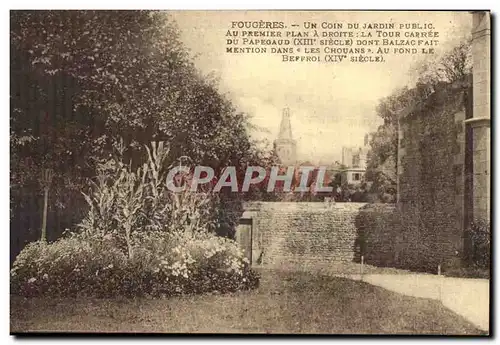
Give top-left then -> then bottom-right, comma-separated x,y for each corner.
361,255 -> 364,278
438,264 -> 442,300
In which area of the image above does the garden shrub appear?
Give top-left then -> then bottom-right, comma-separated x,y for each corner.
10,231 -> 259,297
11,141 -> 260,297
464,218 -> 490,270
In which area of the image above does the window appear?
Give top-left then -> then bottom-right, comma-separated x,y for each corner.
353,173 -> 361,181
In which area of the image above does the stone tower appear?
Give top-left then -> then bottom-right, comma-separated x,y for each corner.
465,11 -> 490,222
342,147 -> 353,167
274,108 -> 297,165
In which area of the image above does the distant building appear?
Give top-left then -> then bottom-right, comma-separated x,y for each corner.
340,134 -> 371,186
341,147 -> 354,168
274,108 -> 297,165
340,167 -> 366,186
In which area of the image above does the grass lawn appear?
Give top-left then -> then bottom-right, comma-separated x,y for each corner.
10,269 -> 485,335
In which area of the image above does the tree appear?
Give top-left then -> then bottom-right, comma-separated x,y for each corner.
365,87 -> 411,203
11,11 -> 259,167
415,38 -> 472,88
10,10 -> 267,250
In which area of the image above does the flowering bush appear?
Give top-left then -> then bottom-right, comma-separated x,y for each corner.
10,231 -> 259,297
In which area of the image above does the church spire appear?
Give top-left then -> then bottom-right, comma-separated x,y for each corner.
278,108 -> 293,140
274,107 -> 297,165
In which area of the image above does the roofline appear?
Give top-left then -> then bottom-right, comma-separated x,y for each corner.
341,168 -> 366,172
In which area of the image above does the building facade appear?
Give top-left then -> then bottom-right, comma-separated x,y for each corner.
340,168 -> 366,186
340,134 -> 370,185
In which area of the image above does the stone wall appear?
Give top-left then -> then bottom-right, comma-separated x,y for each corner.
397,84 -> 472,271
238,202 -> 398,268
236,87 -> 473,273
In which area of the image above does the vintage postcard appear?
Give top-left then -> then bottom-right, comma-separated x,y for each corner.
10,10 -> 490,335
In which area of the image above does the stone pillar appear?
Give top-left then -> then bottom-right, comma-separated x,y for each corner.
465,11 -> 490,222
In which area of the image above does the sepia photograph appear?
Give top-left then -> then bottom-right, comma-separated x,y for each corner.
9,9 -> 491,335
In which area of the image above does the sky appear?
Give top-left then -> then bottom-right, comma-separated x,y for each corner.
169,11 -> 472,164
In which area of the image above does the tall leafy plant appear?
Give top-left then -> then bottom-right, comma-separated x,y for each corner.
79,140 -> 216,258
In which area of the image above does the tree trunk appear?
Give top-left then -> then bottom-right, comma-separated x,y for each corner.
41,186 -> 49,242
125,225 -> 133,259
